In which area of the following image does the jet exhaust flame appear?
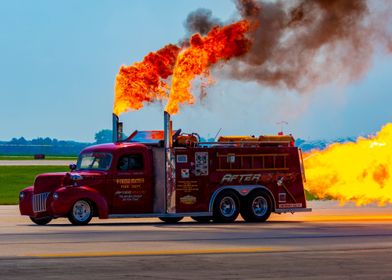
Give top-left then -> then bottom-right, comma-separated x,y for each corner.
166,20 -> 251,114
113,44 -> 180,116
113,20 -> 251,115
305,123 -> 392,206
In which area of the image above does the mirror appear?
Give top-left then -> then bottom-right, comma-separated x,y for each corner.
69,163 -> 77,171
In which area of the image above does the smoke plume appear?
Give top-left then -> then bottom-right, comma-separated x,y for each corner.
229,0 -> 392,91
184,8 -> 222,36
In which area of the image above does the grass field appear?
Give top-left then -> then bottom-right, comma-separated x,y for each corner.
0,156 -> 77,160
0,166 -> 68,205
305,190 -> 317,201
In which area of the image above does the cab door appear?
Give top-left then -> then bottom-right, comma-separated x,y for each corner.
111,150 -> 153,214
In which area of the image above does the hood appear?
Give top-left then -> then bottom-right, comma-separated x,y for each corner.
33,171 -> 106,194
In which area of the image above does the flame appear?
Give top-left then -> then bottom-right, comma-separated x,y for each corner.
113,20 -> 252,116
113,44 -> 180,116
305,123 -> 392,205
166,20 -> 251,114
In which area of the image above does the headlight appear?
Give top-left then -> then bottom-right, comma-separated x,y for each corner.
53,192 -> 59,200
70,174 -> 83,181
19,192 -> 25,200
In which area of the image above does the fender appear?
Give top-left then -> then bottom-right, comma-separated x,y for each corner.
209,185 -> 276,213
51,186 -> 109,219
19,186 -> 34,216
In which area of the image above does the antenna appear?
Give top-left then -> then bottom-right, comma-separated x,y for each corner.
276,121 -> 288,134
214,128 -> 222,141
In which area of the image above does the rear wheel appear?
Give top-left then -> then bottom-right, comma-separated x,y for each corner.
68,199 -> 93,225
159,217 -> 183,223
241,190 -> 272,222
213,190 -> 240,223
30,216 -> 52,225
191,216 -> 212,223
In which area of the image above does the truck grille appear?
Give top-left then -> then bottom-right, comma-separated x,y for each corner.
32,192 -> 50,213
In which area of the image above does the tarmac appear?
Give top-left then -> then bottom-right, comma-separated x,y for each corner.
1,201 -> 392,279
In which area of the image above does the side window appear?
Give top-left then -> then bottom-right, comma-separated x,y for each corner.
117,154 -> 144,171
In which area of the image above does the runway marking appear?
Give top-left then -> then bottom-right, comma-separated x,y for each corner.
26,247 -> 276,258
303,215 -> 392,222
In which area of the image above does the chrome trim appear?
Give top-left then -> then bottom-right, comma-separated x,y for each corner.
108,212 -> 211,219
208,185 -> 276,213
275,208 -> 312,213
298,148 -> 306,182
32,192 -> 50,213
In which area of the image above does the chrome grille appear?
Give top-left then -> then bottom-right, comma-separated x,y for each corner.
32,192 -> 50,213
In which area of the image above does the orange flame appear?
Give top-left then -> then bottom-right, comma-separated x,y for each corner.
305,123 -> 392,205
166,20 -> 251,114
113,20 -> 252,116
113,44 -> 180,116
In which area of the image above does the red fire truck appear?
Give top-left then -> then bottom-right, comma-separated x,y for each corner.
19,112 -> 310,225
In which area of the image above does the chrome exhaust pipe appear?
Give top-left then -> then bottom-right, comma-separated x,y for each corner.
163,111 -> 175,213
112,113 -> 123,143
163,111 -> 172,148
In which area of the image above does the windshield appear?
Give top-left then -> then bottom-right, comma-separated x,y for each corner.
77,152 -> 112,171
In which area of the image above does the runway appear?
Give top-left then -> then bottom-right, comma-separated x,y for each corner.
1,201 -> 392,279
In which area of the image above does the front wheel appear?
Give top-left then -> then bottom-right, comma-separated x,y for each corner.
68,199 -> 93,225
30,216 -> 52,225
213,190 -> 240,223
159,217 -> 183,223
240,190 -> 272,222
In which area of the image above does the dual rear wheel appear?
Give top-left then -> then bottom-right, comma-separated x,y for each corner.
240,190 -> 272,222
212,189 -> 272,223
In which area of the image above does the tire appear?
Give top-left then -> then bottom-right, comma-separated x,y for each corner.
159,217 -> 183,223
68,199 -> 93,225
213,190 -> 240,223
191,216 -> 212,223
240,190 -> 272,222
30,216 -> 52,225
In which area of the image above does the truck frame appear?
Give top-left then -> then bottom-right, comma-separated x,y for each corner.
19,112 -> 311,225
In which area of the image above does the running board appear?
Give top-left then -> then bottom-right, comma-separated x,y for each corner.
275,208 -> 312,214
108,212 -> 212,219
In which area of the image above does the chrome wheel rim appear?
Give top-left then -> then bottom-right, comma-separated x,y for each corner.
219,196 -> 236,217
252,196 -> 268,217
73,200 -> 91,222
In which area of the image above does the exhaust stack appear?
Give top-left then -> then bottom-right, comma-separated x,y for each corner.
112,113 -> 123,143
163,111 -> 175,213
163,111 -> 172,148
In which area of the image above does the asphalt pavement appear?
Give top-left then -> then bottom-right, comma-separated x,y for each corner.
1,201 -> 392,279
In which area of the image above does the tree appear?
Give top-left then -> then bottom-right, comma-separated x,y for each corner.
95,129 -> 128,143
95,129 -> 113,144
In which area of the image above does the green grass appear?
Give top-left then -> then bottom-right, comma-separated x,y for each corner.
305,190 -> 318,200
0,155 -> 77,160
0,166 -> 69,205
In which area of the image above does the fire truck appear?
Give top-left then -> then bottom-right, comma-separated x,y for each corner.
19,112 -> 311,225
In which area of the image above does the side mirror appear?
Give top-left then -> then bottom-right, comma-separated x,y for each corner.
69,163 -> 77,171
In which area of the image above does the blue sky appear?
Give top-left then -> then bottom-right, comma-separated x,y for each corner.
1,0 -> 391,142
